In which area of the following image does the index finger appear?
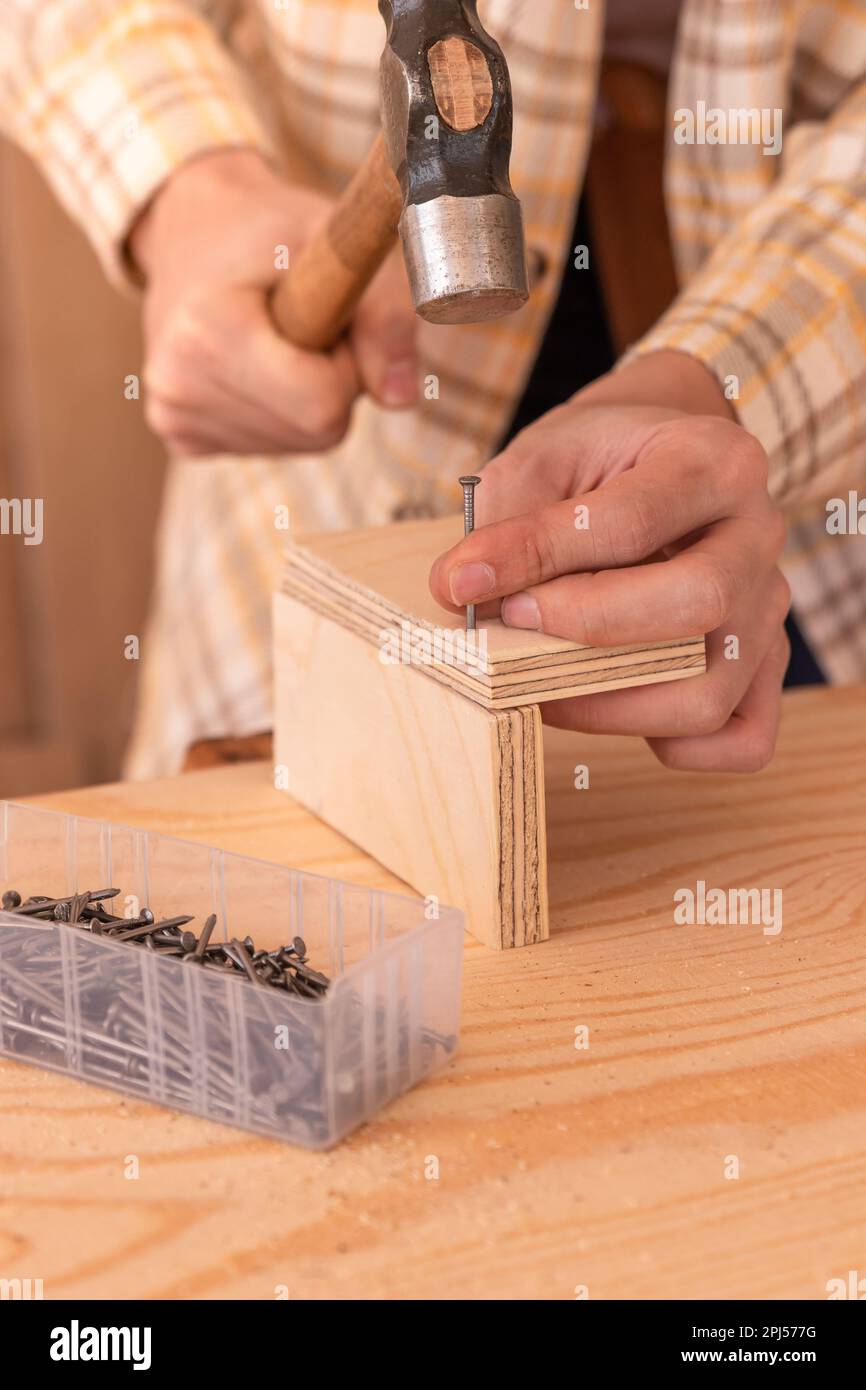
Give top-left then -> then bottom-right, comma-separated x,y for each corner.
429,447 -> 753,613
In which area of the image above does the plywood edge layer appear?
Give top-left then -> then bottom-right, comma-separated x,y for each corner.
284,542 -> 707,674
282,554 -> 706,710
485,704 -> 549,949
511,705 -> 548,946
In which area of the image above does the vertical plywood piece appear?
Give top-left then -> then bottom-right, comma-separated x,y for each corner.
274,592 -> 548,949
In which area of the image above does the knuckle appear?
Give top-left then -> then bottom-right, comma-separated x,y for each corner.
737,729 -> 777,773
145,314 -> 213,398
614,493 -> 661,564
688,679 -> 733,735
579,579 -> 614,646
688,557 -> 735,632
144,396 -> 176,438
725,429 -> 769,492
651,739 -> 689,771
144,396 -> 203,455
141,357 -> 173,400
305,400 -> 352,448
164,305 -> 212,367
763,506 -> 788,559
516,516 -> 560,587
563,579 -> 611,647
168,436 -> 200,457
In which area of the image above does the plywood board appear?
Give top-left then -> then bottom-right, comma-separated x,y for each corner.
273,591 -> 548,949
282,515 -> 705,709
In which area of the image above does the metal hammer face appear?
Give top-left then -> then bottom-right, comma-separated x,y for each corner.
379,0 -> 529,325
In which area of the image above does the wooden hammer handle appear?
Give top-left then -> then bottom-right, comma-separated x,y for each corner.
269,133 -> 404,352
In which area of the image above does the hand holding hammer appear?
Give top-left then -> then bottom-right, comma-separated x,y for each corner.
270,0 -> 529,351
132,0 -> 528,458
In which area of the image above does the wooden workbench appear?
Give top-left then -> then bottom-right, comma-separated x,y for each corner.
2,685 -> 865,1300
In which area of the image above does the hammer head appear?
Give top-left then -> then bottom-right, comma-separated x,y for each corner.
379,0 -> 529,326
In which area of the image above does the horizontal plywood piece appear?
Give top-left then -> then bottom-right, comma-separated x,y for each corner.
282,516 -> 705,709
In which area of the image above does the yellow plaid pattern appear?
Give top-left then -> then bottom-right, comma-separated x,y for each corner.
1,0 -> 865,774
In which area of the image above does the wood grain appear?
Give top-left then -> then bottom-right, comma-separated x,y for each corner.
273,591 -> 547,949
276,515 -> 702,949
283,516 -> 706,709
428,37 -> 494,131
269,133 -> 403,352
3,686 -> 865,1300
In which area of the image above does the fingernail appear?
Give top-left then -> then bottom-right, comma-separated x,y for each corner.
450,562 -> 496,605
381,360 -> 417,408
501,593 -> 541,630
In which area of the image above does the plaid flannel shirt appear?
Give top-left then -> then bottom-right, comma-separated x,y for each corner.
2,0 -> 865,776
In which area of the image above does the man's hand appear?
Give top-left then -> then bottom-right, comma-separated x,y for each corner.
130,150 -> 418,457
430,352 -> 791,773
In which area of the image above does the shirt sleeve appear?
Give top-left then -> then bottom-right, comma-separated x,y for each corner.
628,85 -> 866,508
0,0 -> 276,287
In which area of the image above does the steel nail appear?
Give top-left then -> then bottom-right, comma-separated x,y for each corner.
226,938 -> 264,987
458,474 -> 482,631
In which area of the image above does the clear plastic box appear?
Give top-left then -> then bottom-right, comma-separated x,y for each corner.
0,802 -> 463,1148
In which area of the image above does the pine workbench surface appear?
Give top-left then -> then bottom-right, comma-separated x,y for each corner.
4,685 -> 865,1301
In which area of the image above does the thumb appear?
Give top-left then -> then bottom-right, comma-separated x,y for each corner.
350,248 -> 419,409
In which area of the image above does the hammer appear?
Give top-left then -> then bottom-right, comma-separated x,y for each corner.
270,0 -> 529,352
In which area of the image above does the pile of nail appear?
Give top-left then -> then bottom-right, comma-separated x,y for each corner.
1,888 -> 330,998
1,884 -> 455,1146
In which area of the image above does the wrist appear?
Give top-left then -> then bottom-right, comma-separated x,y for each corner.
129,147 -> 278,279
575,349 -> 736,421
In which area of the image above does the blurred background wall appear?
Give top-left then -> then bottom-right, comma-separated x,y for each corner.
0,139 -> 166,799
